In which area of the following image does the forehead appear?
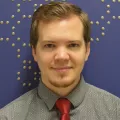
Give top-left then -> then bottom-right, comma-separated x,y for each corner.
38,16 -> 84,41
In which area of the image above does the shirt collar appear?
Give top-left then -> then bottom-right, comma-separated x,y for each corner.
38,75 -> 89,110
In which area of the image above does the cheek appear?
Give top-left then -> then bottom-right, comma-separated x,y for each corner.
71,51 -> 86,63
37,53 -> 53,68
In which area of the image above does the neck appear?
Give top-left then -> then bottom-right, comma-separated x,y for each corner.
41,76 -> 80,97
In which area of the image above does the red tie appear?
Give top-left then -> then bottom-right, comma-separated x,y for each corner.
56,98 -> 71,120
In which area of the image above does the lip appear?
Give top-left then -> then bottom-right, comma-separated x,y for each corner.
52,67 -> 72,72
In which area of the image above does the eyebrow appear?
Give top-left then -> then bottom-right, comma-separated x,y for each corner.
68,40 -> 82,43
41,40 -> 82,43
41,41 -> 56,43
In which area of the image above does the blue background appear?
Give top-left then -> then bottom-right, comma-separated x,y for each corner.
0,0 -> 120,108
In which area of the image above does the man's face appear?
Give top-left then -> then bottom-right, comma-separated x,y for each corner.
32,15 -> 90,88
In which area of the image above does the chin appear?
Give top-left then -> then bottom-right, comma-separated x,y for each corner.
49,77 -> 75,88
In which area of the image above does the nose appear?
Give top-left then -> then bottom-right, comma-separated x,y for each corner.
54,47 -> 69,61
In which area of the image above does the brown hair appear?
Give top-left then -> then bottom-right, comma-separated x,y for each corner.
30,1 -> 91,48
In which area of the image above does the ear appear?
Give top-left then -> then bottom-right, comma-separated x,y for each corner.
32,46 -> 37,62
85,42 -> 90,61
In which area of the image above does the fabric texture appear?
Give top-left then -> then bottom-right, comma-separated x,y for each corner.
0,76 -> 120,120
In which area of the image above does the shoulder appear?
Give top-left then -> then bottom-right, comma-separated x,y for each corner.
85,83 -> 120,118
0,88 -> 37,119
87,83 -> 120,102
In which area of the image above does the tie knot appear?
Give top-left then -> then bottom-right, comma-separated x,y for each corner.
56,98 -> 71,114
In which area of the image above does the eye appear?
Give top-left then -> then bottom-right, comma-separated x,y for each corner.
68,43 -> 80,48
44,44 -> 55,48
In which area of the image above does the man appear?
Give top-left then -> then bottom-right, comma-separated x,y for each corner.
0,1 -> 120,120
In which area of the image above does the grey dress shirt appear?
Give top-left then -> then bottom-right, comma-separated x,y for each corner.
0,76 -> 120,120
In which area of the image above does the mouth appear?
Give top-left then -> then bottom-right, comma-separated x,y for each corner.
52,67 -> 72,72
